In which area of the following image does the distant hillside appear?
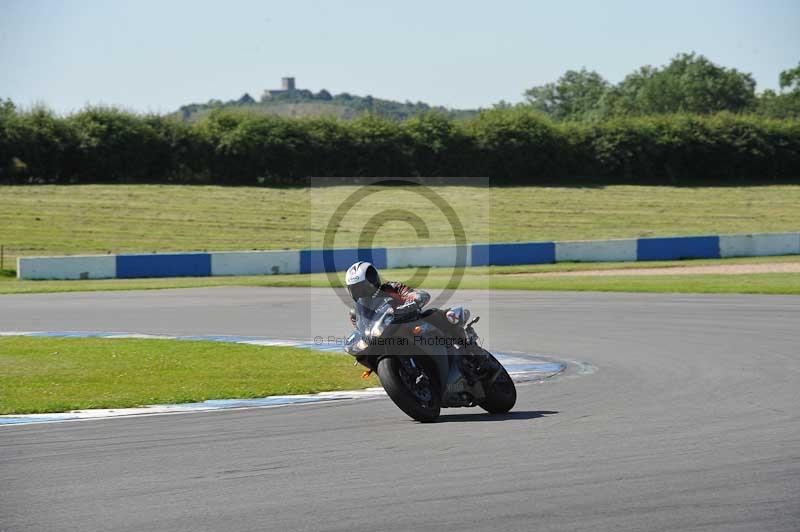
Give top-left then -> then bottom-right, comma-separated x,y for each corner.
175,78 -> 477,122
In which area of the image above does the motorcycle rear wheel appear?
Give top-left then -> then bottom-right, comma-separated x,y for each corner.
377,356 -> 441,423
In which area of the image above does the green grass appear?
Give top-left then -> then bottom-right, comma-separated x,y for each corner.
481,273 -> 800,295
2,183 -> 799,266
2,183 -> 798,295
1,256 -> 798,295
0,337 -> 376,415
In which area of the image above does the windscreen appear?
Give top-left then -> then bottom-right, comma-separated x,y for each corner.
355,296 -> 393,334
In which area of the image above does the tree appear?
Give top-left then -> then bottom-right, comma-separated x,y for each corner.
524,68 -> 609,121
757,62 -> 800,119
492,100 -> 514,110
237,93 -> 255,105
315,89 -> 333,101
604,53 -> 757,116
0,98 -> 14,116
779,62 -> 800,92
525,53 -> 760,120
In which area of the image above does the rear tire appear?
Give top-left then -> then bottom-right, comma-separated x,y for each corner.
478,353 -> 517,414
377,356 -> 441,423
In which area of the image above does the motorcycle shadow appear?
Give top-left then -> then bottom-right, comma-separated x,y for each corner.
437,410 -> 558,423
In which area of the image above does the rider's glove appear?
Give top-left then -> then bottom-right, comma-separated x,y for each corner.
394,301 -> 419,319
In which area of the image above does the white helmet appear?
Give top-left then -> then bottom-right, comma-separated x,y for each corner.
345,261 -> 381,301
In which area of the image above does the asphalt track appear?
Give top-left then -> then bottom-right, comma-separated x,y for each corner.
1,287 -> 799,531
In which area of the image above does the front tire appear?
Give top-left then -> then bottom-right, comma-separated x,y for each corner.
377,356 -> 440,423
478,353 -> 517,414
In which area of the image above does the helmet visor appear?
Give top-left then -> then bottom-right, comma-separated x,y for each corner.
347,279 -> 378,301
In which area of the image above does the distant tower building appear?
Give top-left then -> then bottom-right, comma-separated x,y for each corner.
264,77 -> 299,99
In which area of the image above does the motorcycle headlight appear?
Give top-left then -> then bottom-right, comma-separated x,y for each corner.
344,332 -> 370,356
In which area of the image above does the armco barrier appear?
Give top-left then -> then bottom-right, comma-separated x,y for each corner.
386,245 -> 470,269
471,242 -> 555,266
16,232 -> 800,280
117,253 -> 211,278
17,255 -> 117,280
637,236 -> 720,261
211,250 -> 300,276
719,233 -> 800,258
300,248 -> 387,274
555,239 -> 637,263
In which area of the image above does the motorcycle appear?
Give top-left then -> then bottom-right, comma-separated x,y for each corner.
344,296 -> 516,422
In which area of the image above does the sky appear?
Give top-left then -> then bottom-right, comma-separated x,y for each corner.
1,0 -> 798,114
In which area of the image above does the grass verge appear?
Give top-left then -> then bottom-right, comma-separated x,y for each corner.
482,273 -> 800,295
2,183 -> 800,265
1,256 -> 799,295
0,337 -> 376,415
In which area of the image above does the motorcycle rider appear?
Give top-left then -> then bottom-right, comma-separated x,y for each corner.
345,261 -> 466,344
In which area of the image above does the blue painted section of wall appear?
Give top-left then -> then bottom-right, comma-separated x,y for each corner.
116,253 -> 212,278
637,236 -> 720,261
471,242 -> 555,266
300,247 -> 388,274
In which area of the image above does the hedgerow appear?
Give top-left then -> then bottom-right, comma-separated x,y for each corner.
1,102 -> 797,184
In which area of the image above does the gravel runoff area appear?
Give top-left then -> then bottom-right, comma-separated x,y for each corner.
515,261 -> 800,277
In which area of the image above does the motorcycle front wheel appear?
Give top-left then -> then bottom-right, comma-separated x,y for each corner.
478,352 -> 517,414
377,356 -> 441,423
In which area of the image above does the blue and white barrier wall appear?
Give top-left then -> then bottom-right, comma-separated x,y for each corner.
17,232 -> 800,280
17,250 -> 302,280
